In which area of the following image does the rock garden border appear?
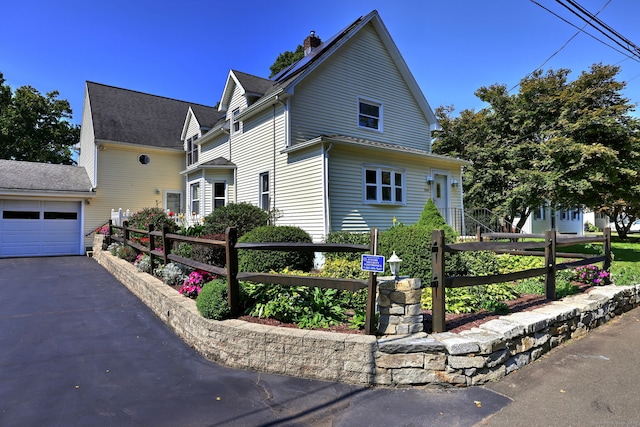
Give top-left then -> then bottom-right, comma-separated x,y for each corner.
93,234 -> 640,387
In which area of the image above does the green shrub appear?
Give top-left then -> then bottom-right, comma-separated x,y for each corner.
196,280 -> 231,320
378,224 -> 433,279
324,231 -> 370,262
242,282 -> 346,328
417,199 -> 458,242
202,202 -> 269,238
421,283 -> 520,314
190,233 -> 226,267
162,262 -> 189,286
173,242 -> 193,259
498,255 -> 544,274
320,258 -> 368,280
107,242 -> 121,256
238,225 -> 314,273
127,207 -> 177,233
118,245 -> 138,262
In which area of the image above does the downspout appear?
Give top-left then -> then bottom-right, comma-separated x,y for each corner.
272,95 -> 287,222
323,142 -> 334,237
272,104 -> 276,219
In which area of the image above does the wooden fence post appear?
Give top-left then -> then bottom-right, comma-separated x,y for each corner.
161,224 -> 169,265
364,227 -> 379,335
123,221 -> 130,248
108,219 -> 113,246
148,224 -> 155,267
225,227 -> 240,316
603,227 -> 612,271
544,229 -> 556,300
476,226 -> 482,242
431,230 -> 446,333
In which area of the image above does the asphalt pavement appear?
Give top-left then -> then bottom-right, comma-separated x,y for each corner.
0,256 -> 508,427
2,256 -> 639,427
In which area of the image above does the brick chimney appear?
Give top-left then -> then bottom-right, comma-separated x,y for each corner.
303,31 -> 322,56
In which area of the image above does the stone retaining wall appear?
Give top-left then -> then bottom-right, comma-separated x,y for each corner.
93,235 -> 640,387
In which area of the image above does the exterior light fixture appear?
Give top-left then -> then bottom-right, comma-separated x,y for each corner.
451,179 -> 459,187
426,176 -> 434,185
388,251 -> 402,279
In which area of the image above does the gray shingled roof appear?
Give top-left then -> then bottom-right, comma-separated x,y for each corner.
0,159 -> 93,193
87,82 -> 221,149
231,70 -> 274,97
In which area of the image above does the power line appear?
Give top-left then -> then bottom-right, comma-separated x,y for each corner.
512,0 -> 611,92
555,0 -> 640,60
530,0 -> 640,63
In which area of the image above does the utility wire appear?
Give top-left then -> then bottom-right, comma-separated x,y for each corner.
556,0 -> 640,60
512,0 -> 611,92
530,0 -> 640,63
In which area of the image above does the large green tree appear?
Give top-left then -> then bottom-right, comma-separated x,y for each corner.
433,64 -> 640,236
0,72 -> 79,165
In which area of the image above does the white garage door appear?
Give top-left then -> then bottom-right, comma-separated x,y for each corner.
0,200 -> 83,257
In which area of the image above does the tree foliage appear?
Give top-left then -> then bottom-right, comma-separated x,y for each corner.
0,72 -> 79,164
269,45 -> 305,77
433,64 -> 640,237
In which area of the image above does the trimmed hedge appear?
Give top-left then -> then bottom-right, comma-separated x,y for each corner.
196,280 -> 230,320
202,202 -> 269,238
238,225 -> 314,273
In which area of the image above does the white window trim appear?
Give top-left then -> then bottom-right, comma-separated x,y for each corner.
213,181 -> 227,210
189,181 -> 201,216
186,134 -> 199,166
232,108 -> 242,134
163,190 -> 183,214
259,171 -> 270,211
362,165 -> 405,205
357,97 -> 383,132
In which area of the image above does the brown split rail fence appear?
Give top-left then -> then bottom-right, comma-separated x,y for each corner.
430,228 -> 612,333
108,220 -> 612,335
108,221 -> 380,334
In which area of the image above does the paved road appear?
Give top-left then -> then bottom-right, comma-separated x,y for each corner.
0,256 -> 509,427
478,306 -> 640,427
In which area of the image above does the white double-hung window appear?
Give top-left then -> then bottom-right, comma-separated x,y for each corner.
190,182 -> 200,215
358,98 -> 383,131
364,166 -> 404,204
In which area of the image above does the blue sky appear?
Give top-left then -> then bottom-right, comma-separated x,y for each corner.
2,0 -> 639,124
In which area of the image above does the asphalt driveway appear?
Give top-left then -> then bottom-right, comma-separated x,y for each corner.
0,256 -> 509,427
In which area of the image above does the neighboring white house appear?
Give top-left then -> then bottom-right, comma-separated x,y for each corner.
519,205 -> 584,235
77,10 -> 468,245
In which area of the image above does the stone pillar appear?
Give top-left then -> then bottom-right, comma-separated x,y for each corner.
377,278 -> 423,335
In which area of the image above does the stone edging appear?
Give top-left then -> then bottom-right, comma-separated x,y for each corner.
93,235 -> 640,387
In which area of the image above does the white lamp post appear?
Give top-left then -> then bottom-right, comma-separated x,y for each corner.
388,251 -> 402,279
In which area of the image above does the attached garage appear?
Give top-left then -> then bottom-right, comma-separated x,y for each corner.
0,160 -> 94,258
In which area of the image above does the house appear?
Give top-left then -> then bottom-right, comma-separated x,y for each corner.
0,159 -> 94,257
79,10 -> 468,245
519,205 -> 584,235
77,81 -> 220,247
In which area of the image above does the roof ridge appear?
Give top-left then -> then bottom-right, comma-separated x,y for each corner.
86,81 -> 215,109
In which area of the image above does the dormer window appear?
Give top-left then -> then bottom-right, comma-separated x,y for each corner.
187,135 -> 199,166
358,98 -> 382,131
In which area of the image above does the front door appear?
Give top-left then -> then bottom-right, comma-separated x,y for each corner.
433,174 -> 449,222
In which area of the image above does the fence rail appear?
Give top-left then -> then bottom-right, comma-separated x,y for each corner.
430,228 -> 612,332
108,221 -> 379,334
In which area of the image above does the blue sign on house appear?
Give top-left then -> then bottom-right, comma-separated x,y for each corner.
361,254 -> 385,272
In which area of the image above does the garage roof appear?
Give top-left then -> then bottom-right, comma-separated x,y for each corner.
0,159 -> 93,196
